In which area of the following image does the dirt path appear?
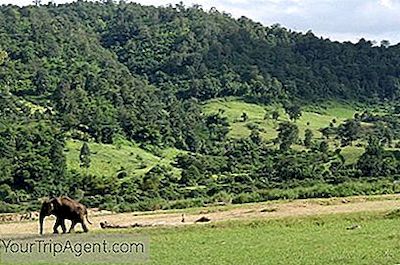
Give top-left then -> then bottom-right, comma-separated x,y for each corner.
1,195 -> 400,236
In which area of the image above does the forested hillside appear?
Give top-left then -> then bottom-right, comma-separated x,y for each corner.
1,1 -> 400,212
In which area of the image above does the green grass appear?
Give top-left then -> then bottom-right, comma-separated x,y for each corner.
119,211 -> 400,264
65,139 -> 182,178
341,146 -> 365,165
144,213 -> 400,265
203,98 -> 357,140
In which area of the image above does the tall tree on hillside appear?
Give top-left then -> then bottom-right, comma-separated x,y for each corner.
357,137 -> 387,177
241,112 -> 248,122
338,119 -> 361,146
50,134 -> 67,177
319,141 -> 329,153
205,112 -> 230,142
304,129 -> 313,147
374,122 -> 393,147
276,122 -> 299,151
284,104 -> 302,122
249,129 -> 262,145
80,142 -> 91,172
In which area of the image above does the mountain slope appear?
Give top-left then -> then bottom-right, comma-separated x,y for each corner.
1,1 -> 400,212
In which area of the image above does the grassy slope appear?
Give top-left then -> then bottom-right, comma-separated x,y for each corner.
203,98 -> 364,163
65,139 -> 183,178
203,98 -> 357,139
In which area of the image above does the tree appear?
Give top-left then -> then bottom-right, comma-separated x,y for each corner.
0,50 -> 7,65
338,119 -> 361,146
320,126 -> 337,140
357,137 -> 387,177
271,111 -> 280,121
141,165 -> 174,196
380,40 -> 390,48
304,129 -> 313,147
249,129 -> 262,145
319,141 -> 329,153
206,112 -> 230,142
80,142 -> 91,171
179,165 -> 201,186
284,104 -> 302,121
374,122 -> 393,147
394,105 -> 400,114
50,134 -> 67,177
241,112 -> 248,122
276,122 -> 299,151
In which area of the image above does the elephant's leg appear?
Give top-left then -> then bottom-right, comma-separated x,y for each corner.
69,220 -> 77,233
61,219 -> 67,234
53,218 -> 61,234
81,221 -> 89,233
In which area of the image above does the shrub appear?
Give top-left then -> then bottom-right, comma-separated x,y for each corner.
211,191 -> 232,204
232,192 -> 261,204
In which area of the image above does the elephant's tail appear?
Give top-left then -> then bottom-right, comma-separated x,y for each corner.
85,211 -> 93,225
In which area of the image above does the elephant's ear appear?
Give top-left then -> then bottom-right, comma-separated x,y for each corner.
50,197 -> 62,210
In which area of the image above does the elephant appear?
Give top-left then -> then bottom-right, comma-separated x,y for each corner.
39,196 -> 92,235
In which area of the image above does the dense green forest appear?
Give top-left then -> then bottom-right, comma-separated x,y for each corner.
1,0 -> 400,212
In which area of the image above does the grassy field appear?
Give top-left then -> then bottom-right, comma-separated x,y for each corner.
65,139 -> 183,178
145,212 -> 400,265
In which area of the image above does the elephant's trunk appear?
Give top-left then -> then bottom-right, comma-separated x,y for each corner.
39,212 -> 45,235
